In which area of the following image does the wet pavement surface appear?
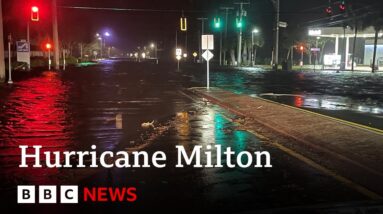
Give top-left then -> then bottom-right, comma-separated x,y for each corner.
0,60 -> 381,213
186,66 -> 383,129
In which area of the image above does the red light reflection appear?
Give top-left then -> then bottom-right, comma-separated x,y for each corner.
0,72 -> 73,184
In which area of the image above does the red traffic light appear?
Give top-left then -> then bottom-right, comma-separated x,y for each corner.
31,6 -> 39,21
45,43 -> 52,50
31,6 -> 39,13
339,3 -> 346,12
325,6 -> 332,15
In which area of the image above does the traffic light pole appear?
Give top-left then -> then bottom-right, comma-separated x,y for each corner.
220,7 -> 233,66
252,32 -> 255,66
52,0 -> 60,70
0,0 -> 6,83
219,30 -> 222,66
272,0 -> 280,71
197,18 -> 207,63
234,2 -> 249,66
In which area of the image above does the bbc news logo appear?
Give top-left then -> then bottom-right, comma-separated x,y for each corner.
18,186 -> 78,204
17,185 -> 137,204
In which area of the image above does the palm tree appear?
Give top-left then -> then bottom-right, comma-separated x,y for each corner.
361,10 -> 383,72
371,17 -> 383,73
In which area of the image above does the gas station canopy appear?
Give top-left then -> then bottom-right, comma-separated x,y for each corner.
308,27 -> 382,38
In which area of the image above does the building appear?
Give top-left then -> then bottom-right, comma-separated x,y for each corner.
308,27 -> 383,70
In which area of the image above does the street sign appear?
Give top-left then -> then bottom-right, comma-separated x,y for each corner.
176,48 -> 182,56
202,50 -> 213,61
202,50 -> 214,90
278,21 -> 287,28
16,40 -> 30,65
202,35 -> 214,50
16,41 -> 29,52
310,48 -> 320,52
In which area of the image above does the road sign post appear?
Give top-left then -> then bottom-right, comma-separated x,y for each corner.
46,43 -> 52,70
16,40 -> 30,69
176,48 -> 182,71
7,34 -> 12,84
202,35 -> 214,89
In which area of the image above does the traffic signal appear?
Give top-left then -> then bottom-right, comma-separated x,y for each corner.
180,17 -> 187,31
325,6 -> 332,15
45,43 -> 52,50
339,1 -> 346,12
31,6 -> 39,21
236,18 -> 243,29
213,17 -> 221,29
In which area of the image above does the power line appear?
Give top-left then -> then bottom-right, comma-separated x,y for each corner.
59,5 -> 335,15
58,6 -> 207,14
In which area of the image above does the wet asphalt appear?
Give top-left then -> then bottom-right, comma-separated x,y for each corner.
0,60 -> 381,213
190,66 -> 383,130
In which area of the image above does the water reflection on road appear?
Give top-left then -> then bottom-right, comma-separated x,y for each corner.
0,71 -> 73,184
203,68 -> 383,129
0,61 -> 371,212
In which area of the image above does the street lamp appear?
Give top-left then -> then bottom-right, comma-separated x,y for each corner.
103,32 -> 111,57
213,17 -> 223,66
150,42 -> 158,63
251,28 -> 259,66
97,36 -> 103,58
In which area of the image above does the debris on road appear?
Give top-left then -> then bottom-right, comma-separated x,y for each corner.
141,120 -> 155,129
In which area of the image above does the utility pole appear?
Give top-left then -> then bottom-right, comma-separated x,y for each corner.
27,21 -> 31,70
0,0 -> 5,83
52,0 -> 60,70
271,0 -> 280,71
220,7 -> 234,66
219,30 -> 223,66
234,2 -> 249,66
197,17 -> 207,63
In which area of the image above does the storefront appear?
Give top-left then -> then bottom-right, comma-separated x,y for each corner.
308,27 -> 383,69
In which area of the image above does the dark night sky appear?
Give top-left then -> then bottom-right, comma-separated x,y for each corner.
3,0 -> 383,57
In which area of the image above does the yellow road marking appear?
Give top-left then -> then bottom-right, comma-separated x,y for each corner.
270,137 -> 383,200
218,111 -> 383,200
188,88 -> 383,199
190,87 -> 382,134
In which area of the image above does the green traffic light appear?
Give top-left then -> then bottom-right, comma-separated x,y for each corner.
213,17 -> 221,29
236,17 -> 244,29
236,21 -> 243,28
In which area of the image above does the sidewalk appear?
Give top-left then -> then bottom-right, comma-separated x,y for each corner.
190,87 -> 383,197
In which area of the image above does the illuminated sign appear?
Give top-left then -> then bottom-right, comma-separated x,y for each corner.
308,29 -> 322,36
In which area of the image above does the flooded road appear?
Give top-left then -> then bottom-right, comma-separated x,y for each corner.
187,66 -> 383,129
0,60 -> 378,212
